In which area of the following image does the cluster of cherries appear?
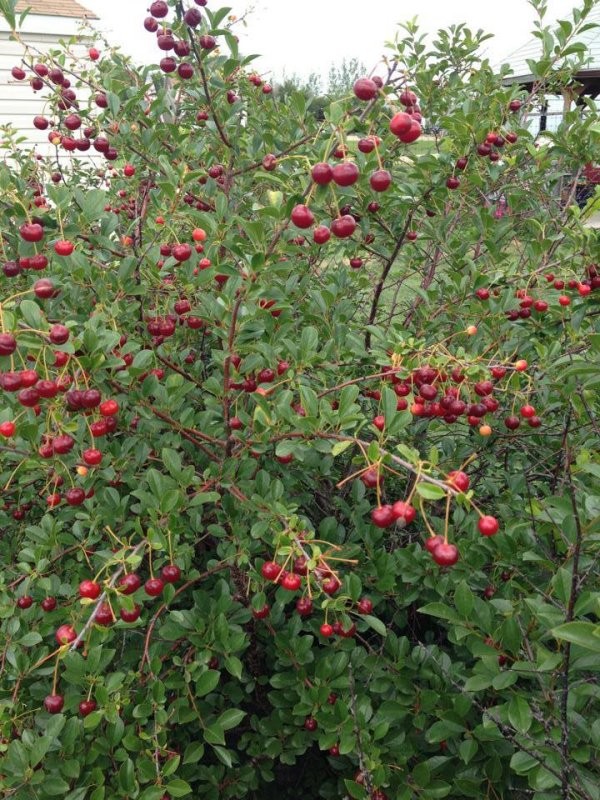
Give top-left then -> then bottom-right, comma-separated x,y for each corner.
289,82 -> 422,242
477,265 -> 599,321
258,556 -> 373,638
361,361 -> 538,433
366,469 -> 499,567
17,561 -> 182,714
9,51 -> 130,160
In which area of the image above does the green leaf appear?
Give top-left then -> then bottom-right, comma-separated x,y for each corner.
418,603 -> 461,622
195,669 -> 220,697
363,614 -> 387,637
415,482 -> 447,500
165,779 -> 192,797
332,440 -> 353,457
552,622 -> 600,652
216,708 -> 246,731
43,777 -> 71,796
454,581 -> 474,617
508,696 -> 532,733
19,299 -> 44,329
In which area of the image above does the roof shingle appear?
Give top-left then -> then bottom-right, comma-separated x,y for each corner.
15,1 -> 98,20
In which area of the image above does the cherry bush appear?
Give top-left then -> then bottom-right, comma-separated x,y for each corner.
0,0 -> 599,798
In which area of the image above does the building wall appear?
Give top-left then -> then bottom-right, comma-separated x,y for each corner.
0,13 -> 93,154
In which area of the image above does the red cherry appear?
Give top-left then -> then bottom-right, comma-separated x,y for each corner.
261,561 -> 281,581
520,404 -> 536,418
391,500 -> 416,524
446,470 -> 469,492
291,205 -> 315,229
313,225 -> 331,244
398,120 -> 422,143
144,577 -> 165,597
49,324 -> 69,344
55,624 -> 77,645
17,595 -> 33,609
94,602 -> 114,626
281,572 -> 302,591
296,597 -> 313,616
118,573 -> 141,594
322,577 -> 340,595
373,415 -> 385,431
558,295 -> 571,307
0,421 -> 16,437
304,716 -> 318,731
353,77 -> 378,101
54,240 -> 74,256
79,699 -> 97,716
370,505 -> 395,528
83,448 -> 102,466
320,623 -> 333,637
332,162 -> 359,187
252,604 -> 270,619
44,694 -> 64,714
446,177 -> 460,190
161,564 -> 181,583
120,604 -> 142,623
424,535 -> 444,554
41,596 -> 57,612
389,112 -> 412,136
123,163 -> 135,177
370,169 -> 392,192
79,580 -> 101,599
357,597 -> 373,614
66,488 -> 86,506
432,543 -> 459,566
478,515 -> 499,537
0,333 -> 17,355
311,162 -> 333,185
330,215 -> 356,238
99,399 -> 119,416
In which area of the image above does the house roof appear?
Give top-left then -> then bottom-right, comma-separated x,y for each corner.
15,1 -> 98,19
503,6 -> 600,84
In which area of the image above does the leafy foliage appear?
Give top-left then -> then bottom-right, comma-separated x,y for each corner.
0,1 -> 598,799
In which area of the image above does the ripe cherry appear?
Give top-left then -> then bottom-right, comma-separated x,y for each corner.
281,572 -> 302,591
0,421 -> 16,437
79,580 -> 101,599
83,448 -> 102,466
79,699 -> 97,716
49,324 -> 69,344
295,597 -> 313,616
446,470 -> 469,492
371,505 -> 395,528
357,597 -> 373,614
478,515 -> 499,536
320,623 -> 333,637
431,543 -> 459,566
144,577 -> 164,597
94,602 -> 114,626
291,204 -> 315,229
17,595 -> 33,609
353,77 -> 378,100
424,535 -> 444,554
44,694 -> 64,714
120,604 -> 142,623
332,162 -> 359,187
56,624 -> 77,645
391,500 -> 416,525
304,717 -> 317,731
54,240 -> 74,256
118,573 -> 141,594
161,564 -> 181,583
370,169 -> 392,192
389,112 -> 412,136
261,561 -> 281,581
41,596 -> 57,612
311,162 -> 333,185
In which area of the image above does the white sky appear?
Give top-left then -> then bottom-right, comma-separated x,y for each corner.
83,0 -> 580,81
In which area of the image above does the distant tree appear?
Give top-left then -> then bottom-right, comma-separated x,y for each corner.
326,57 -> 367,96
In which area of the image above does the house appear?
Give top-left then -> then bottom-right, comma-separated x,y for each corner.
0,0 -> 98,151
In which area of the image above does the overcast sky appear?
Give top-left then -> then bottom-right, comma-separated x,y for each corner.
83,0 -> 582,81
